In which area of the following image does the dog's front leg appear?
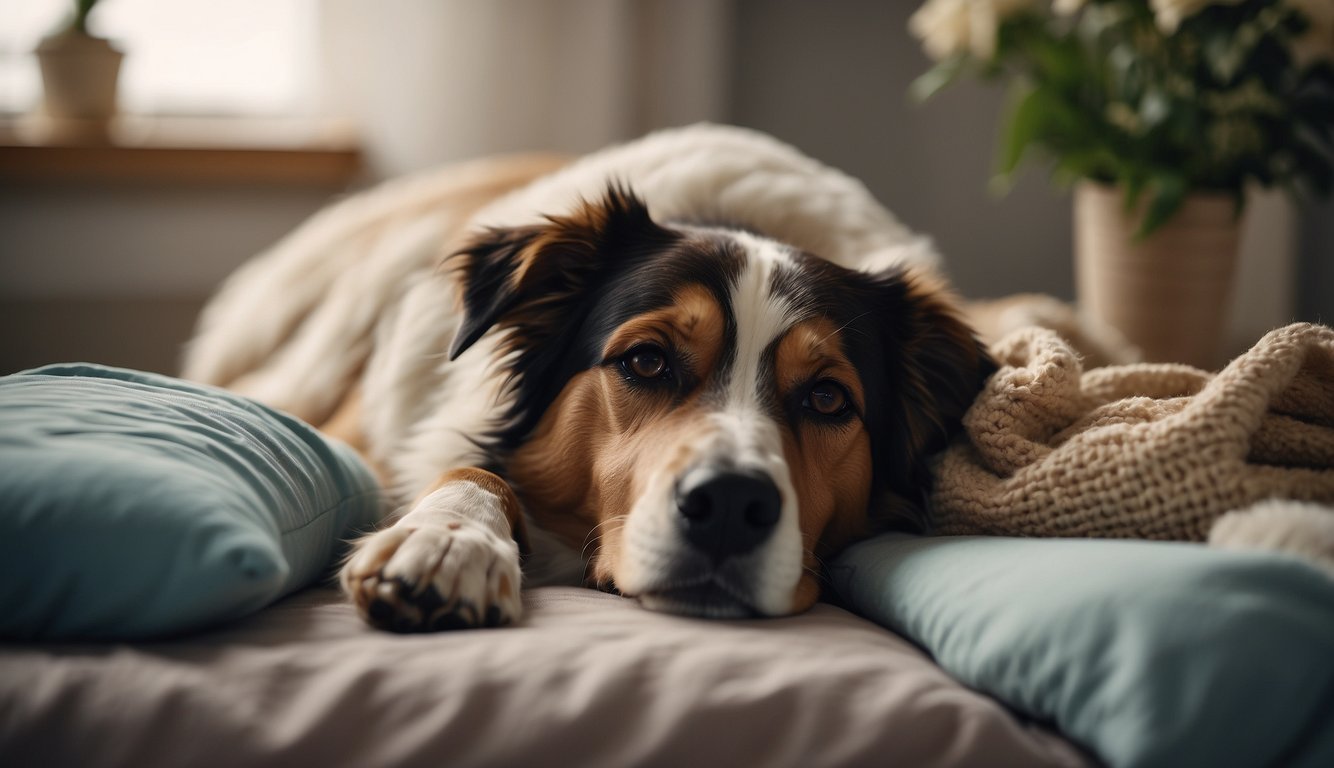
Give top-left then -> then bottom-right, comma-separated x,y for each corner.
340,468 -> 526,632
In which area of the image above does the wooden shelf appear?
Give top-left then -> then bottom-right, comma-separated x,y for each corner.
0,115 -> 364,186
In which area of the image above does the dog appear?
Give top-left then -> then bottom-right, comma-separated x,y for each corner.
184,124 -> 995,631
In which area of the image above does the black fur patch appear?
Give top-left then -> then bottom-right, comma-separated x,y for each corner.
772,254 -> 996,531
448,186 -> 742,458
449,184 -> 994,531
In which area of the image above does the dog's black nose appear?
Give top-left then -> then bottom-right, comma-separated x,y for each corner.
676,468 -> 782,560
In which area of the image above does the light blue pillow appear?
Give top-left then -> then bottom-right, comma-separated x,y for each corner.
0,364 -> 382,640
830,534 -> 1334,768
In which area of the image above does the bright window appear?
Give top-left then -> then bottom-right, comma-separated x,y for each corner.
0,0 -> 317,115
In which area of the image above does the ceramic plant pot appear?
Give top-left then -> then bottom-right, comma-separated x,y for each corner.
1074,181 -> 1241,370
34,30 -> 124,142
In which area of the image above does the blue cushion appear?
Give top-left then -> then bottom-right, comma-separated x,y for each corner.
830,534 -> 1334,768
0,364 -> 381,640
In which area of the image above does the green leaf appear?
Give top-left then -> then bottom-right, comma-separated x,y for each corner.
909,55 -> 969,103
1121,174 -> 1148,212
996,83 -> 1045,178
1293,140 -> 1334,197
1029,34 -> 1086,91
73,0 -> 99,34
1137,173 -> 1188,238
1293,92 -> 1334,145
1201,24 -> 1246,84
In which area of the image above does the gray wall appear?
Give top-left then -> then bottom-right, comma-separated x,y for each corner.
1299,198 -> 1334,324
0,182 -> 337,297
0,183 -> 340,374
729,0 -> 1073,300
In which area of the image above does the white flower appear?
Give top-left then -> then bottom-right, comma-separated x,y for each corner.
1052,0 -> 1088,15
909,0 -> 1039,62
1150,0 -> 1247,34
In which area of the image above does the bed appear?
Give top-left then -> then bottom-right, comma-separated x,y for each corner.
1,585 -> 1091,767
2,361 -> 1330,768
5,523 -> 1333,767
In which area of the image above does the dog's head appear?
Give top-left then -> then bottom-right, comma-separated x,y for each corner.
450,186 -> 993,618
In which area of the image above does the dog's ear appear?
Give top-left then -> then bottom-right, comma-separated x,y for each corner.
448,184 -> 674,360
861,268 -> 996,527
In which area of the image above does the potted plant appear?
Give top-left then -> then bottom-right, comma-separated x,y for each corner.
909,0 -> 1334,368
34,0 -> 124,141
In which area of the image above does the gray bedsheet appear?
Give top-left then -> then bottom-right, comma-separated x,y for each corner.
1,586 -> 1088,767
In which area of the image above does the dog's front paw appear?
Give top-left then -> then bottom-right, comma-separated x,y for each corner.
340,520 -> 522,632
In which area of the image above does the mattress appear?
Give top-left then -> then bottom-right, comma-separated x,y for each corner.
0,585 -> 1089,767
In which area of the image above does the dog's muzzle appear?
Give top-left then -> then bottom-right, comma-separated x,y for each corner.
622,409 -> 802,619
675,465 -> 782,562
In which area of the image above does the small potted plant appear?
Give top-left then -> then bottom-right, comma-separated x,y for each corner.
909,0 -> 1334,368
34,0 -> 124,141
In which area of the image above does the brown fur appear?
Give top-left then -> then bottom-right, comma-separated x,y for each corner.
772,318 -> 874,583
505,284 -> 729,586
504,290 -> 876,610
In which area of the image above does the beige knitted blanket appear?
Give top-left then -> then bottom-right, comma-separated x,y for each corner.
930,322 -> 1334,541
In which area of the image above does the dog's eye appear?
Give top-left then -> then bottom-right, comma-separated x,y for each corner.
804,380 -> 850,417
621,345 -> 670,381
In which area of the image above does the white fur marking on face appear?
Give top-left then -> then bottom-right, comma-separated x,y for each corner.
617,231 -> 808,616
722,232 -> 799,416
716,234 -> 806,614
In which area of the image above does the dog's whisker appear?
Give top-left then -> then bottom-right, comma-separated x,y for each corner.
802,549 -> 831,585
580,515 -> 626,563
815,310 -> 874,347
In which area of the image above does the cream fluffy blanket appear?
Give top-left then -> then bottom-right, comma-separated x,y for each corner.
930,322 -> 1334,561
